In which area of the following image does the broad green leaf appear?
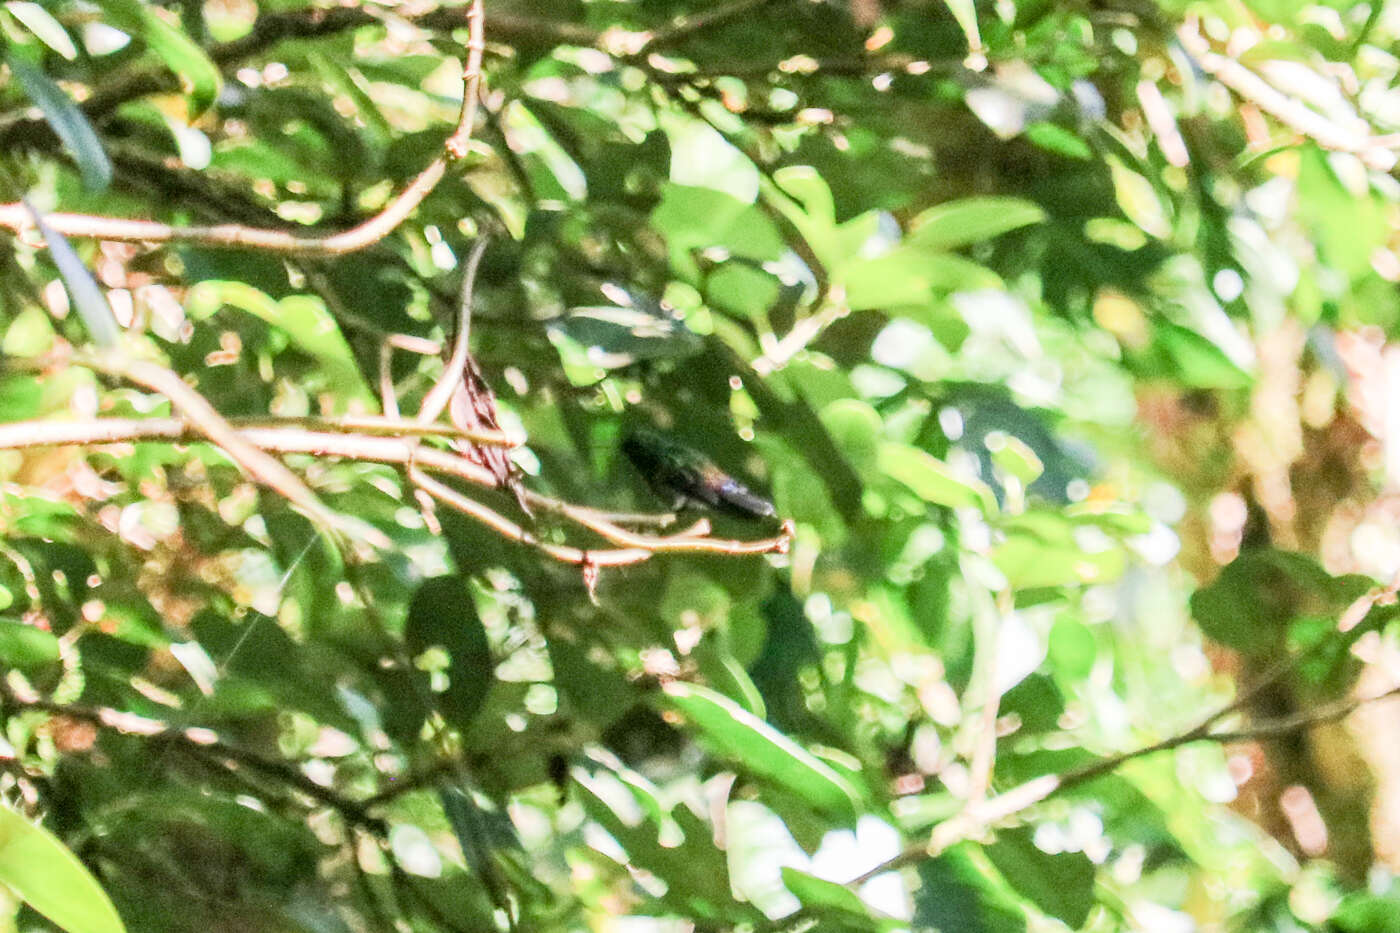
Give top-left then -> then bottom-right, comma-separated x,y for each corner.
94,0 -> 220,117
694,649 -> 767,718
985,828 -> 1095,928
841,247 -> 938,311
764,167 -> 839,268
987,432 -> 1044,486
661,112 -> 758,203
439,786 -> 521,879
405,577 -> 494,732
879,442 -> 998,514
652,184 -> 785,281
185,282 -> 372,406
820,399 -> 882,480
993,512 -> 1128,589
1025,122 -> 1092,159
781,868 -> 899,931
1189,550 -> 1353,656
915,846 -> 1026,933
1139,322 -> 1252,389
1107,156 -> 1170,238
706,261 -> 780,319
3,306 -> 56,357
0,804 -> 126,933
574,765 -> 753,920
773,166 -> 836,228
908,197 -> 1045,252
1296,146 -> 1388,280
1047,617 -> 1095,680
661,682 -> 863,820
0,618 -> 59,669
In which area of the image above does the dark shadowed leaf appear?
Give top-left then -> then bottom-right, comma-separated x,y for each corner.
93,0 -> 220,117
406,576 -> 494,731
8,54 -> 110,192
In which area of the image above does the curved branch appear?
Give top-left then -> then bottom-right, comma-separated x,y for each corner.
0,0 -> 486,254
0,413 -> 789,561
839,682 -> 1400,891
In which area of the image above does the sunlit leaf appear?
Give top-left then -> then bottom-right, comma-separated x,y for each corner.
879,442 -> 998,514
0,805 -> 126,933
661,682 -> 863,820
908,197 -> 1045,252
6,2 -> 77,58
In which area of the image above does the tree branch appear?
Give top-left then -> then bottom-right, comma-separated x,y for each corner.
0,0 -> 488,254
0,413 -> 790,562
841,681 -> 1400,890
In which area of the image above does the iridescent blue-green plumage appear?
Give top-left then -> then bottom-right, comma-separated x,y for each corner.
622,427 -> 776,520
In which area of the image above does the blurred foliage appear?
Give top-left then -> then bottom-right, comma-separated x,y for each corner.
6,0 -> 1400,930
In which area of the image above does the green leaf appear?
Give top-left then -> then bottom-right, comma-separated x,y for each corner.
764,167 -> 839,268
0,618 -> 60,669
23,203 -> 120,346
1047,617 -> 1095,680
0,804 -> 126,933
914,846 -> 1026,933
1107,156 -> 1170,238
985,828 -> 1095,928
1296,145 -> 1389,280
574,765 -> 752,920
1188,550 -> 1347,656
908,197 -> 1045,252
820,399 -> 882,480
8,54 -> 111,192
781,868 -> 899,931
405,577 -> 494,732
1138,322 -> 1252,389
987,432 -> 1044,486
185,282 -> 372,407
879,442 -> 998,514
993,512 -> 1128,589
3,306 -> 56,357
652,184 -> 785,280
93,0 -> 220,117
661,682 -> 863,820
660,112 -> 758,203
1024,122 -> 1092,160
6,2 -> 77,58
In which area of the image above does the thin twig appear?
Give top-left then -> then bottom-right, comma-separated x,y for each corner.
100,355 -> 388,549
0,683 -> 384,831
0,414 -> 788,558
0,415 -> 500,484
411,467 -> 653,567
417,237 -> 491,426
1177,20 -> 1398,171
444,0 -> 486,160
842,681 -> 1400,889
0,161 -> 447,254
0,0 -> 489,253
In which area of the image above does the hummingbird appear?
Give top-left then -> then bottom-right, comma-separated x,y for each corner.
621,426 -> 776,520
